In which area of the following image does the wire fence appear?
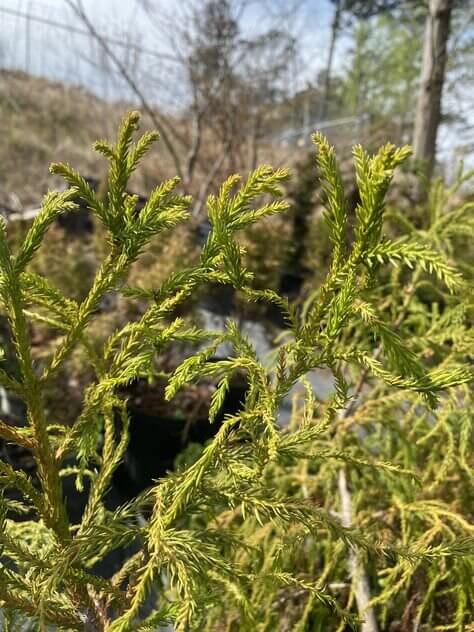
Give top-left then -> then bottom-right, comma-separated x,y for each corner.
9,1 -> 472,177
0,0 -> 183,106
269,114 -> 368,149
0,0 -> 365,140
1,0 -> 472,173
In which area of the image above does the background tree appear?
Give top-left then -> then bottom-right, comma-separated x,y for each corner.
413,0 -> 454,182
319,0 -> 406,121
68,0 -> 297,216
178,0 -> 296,205
340,14 -> 423,145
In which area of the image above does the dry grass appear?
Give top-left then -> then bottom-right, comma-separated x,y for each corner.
0,70 -> 178,208
0,70 -> 298,213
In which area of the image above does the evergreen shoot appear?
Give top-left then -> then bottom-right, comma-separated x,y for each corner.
0,112 -> 472,631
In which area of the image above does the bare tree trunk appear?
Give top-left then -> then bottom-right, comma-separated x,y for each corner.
319,0 -> 342,121
248,113 -> 262,171
412,0 -> 453,182
185,108 -> 204,186
338,468 -> 379,632
192,142 -> 230,217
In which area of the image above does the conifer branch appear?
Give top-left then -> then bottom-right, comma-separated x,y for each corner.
0,113 -> 471,630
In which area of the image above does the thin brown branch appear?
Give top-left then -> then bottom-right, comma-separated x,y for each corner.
65,0 -> 184,182
0,419 -> 34,449
192,142 -> 231,217
184,106 -> 204,186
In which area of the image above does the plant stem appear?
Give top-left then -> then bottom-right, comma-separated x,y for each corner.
337,467 -> 379,632
7,276 -> 70,541
335,269 -> 423,629
42,250 -> 126,382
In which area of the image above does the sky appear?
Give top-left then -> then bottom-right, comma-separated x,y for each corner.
0,0 -> 337,107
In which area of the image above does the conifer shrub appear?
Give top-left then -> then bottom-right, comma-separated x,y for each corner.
0,112 -> 472,631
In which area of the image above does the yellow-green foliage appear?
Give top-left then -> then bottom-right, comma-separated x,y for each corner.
0,113 -> 471,631
204,161 -> 474,631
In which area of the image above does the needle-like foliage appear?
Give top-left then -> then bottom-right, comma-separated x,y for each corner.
0,113 -> 471,631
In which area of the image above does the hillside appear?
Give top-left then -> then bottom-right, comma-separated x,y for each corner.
0,70 -> 176,209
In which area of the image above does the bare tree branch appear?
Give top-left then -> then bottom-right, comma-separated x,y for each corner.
192,142 -> 231,217
65,0 -> 185,182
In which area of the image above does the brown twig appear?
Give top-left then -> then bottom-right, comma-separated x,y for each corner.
65,0 -> 185,182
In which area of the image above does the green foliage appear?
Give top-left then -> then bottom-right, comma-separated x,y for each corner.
0,112 -> 471,631
340,14 -> 422,144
